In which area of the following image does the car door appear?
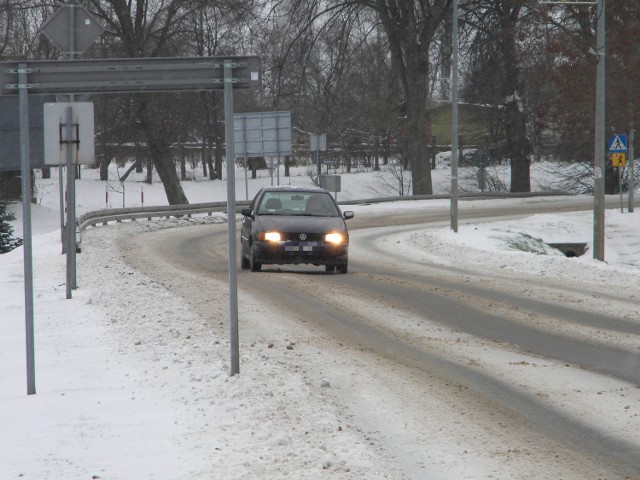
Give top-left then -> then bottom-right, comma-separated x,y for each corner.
240,191 -> 261,254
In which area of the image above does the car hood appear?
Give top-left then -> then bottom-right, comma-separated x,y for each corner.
255,215 -> 347,234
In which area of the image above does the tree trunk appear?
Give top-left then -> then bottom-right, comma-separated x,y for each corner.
180,146 -> 187,181
506,100 -> 531,192
150,145 -> 188,204
500,2 -> 531,193
214,136 -> 224,180
138,99 -> 188,204
146,158 -> 153,184
372,0 -> 449,196
202,145 -> 208,178
100,156 -> 111,181
405,86 -> 432,195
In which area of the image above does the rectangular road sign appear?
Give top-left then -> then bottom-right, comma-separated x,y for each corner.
0,56 -> 260,95
43,102 -> 95,165
234,111 -> 292,156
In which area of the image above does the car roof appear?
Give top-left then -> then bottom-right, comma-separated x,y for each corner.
259,185 -> 329,194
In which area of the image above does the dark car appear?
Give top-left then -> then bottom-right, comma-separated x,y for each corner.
240,186 -> 354,273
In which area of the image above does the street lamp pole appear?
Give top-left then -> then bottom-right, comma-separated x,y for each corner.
593,0 -> 606,260
451,0 -> 459,232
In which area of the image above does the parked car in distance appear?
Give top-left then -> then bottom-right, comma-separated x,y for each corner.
240,186 -> 354,273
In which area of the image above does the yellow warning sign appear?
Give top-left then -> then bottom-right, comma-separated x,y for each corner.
611,152 -> 626,167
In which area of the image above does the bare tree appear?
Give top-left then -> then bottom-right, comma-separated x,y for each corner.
361,0 -> 451,195
461,0 -> 537,193
85,0 -> 258,204
267,0 -> 450,195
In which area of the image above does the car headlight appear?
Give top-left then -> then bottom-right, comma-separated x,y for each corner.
259,231 -> 282,242
324,232 -> 344,244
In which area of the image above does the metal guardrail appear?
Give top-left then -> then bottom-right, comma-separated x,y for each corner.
78,200 -> 251,233
78,191 -> 571,234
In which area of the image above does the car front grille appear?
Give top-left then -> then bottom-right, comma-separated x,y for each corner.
281,232 -> 325,242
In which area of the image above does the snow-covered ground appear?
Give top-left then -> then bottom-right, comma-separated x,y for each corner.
1,162 -> 639,479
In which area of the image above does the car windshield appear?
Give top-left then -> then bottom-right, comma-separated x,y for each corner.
257,192 -> 340,217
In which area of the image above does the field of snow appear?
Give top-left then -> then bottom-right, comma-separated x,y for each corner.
2,162 -> 639,479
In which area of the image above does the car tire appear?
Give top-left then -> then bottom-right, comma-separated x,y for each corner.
250,245 -> 262,272
337,261 -> 348,274
325,265 -> 336,273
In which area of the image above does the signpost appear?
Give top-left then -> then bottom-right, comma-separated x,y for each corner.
40,3 -> 104,56
629,130 -> 635,213
40,2 -> 103,275
0,57 -> 260,95
608,134 -> 627,153
2,53 -> 261,390
310,133 -> 327,181
451,0 -> 459,233
43,102 -> 95,166
611,153 -> 626,167
473,150 -> 491,192
609,133 -> 628,213
234,111 -> 292,192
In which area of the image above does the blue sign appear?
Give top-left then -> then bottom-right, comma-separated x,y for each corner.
608,134 -> 628,153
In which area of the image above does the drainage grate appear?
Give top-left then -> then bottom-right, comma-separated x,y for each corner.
547,243 -> 588,257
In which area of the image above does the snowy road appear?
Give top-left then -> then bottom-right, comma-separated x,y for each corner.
115,198 -> 640,479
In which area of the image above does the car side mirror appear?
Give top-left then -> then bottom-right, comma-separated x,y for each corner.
241,208 -> 253,217
343,211 -> 354,220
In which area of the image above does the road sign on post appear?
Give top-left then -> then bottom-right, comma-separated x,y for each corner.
310,133 -> 327,180
40,3 -> 104,56
233,111 -> 292,156
608,134 -> 628,153
611,152 -> 626,167
0,57 -> 260,95
234,111 -> 292,189
1,54 -> 261,390
43,102 -> 95,165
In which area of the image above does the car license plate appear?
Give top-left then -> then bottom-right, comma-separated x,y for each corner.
285,241 -> 319,252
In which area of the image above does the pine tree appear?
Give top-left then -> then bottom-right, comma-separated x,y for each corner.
0,201 -> 22,254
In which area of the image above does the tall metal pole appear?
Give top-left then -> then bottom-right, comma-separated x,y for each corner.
59,166 -> 65,251
629,128 -> 635,212
450,0 -> 459,232
18,64 -> 36,395
66,2 -> 78,291
224,60 -> 240,376
593,0 -> 606,260
65,105 -> 76,298
242,115 -> 249,201
275,114 -> 281,186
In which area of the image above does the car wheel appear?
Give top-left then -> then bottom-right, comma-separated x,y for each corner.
337,260 -> 348,274
250,245 -> 262,272
325,265 -> 336,273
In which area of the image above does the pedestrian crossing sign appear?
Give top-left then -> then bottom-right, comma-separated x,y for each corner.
611,153 -> 626,167
608,134 -> 627,153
